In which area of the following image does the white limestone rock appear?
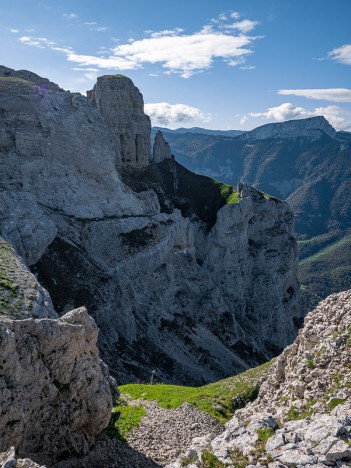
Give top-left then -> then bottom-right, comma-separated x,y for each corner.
0,308 -> 114,464
171,290 -> 351,467
0,236 -> 56,319
0,71 -> 158,220
153,130 -> 173,163
87,75 -> 152,167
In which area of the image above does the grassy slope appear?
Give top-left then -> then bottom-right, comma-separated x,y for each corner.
119,360 -> 272,424
299,232 -> 351,312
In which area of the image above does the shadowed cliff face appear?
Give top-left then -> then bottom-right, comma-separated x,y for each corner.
0,67 -> 300,385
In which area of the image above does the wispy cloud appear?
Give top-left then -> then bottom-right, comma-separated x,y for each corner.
144,102 -> 211,127
17,12 -> 260,78
243,102 -> 351,131
328,44 -> 351,65
9,28 -> 19,33
278,88 -> 351,103
223,19 -> 259,33
62,12 -> 78,20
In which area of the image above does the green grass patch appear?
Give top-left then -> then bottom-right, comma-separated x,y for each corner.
213,181 -> 241,205
300,234 -> 351,266
258,190 -> 282,203
0,77 -> 35,93
101,74 -> 128,79
230,448 -> 250,467
327,398 -> 346,412
257,426 -> 274,442
306,358 -> 315,369
199,450 -> 224,467
287,404 -> 314,421
120,360 -> 272,424
107,402 -> 146,442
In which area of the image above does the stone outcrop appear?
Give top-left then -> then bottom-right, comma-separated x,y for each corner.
0,447 -> 44,467
0,71 -> 157,224
153,130 -> 173,163
169,289 -> 351,467
0,65 -> 300,387
0,65 -> 62,92
34,159 -> 300,385
0,236 -> 56,319
87,75 -> 152,166
242,116 -> 336,140
0,307 -> 114,464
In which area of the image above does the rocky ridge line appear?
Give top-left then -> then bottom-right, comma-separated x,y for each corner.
0,65 -> 300,385
168,289 -> 351,467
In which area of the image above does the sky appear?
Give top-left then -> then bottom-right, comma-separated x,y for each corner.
1,0 -> 351,131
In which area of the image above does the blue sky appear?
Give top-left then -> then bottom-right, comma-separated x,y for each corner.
1,0 -> 351,130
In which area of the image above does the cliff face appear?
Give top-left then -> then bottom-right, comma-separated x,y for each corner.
87,75 -> 152,166
0,67 -> 300,386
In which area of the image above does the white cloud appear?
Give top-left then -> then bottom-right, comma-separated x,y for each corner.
63,13 -> 78,20
72,67 -> 99,72
246,102 -> 351,131
9,28 -> 19,33
278,88 -> 351,103
230,11 -> 241,19
18,13 -> 260,78
224,19 -> 259,33
328,44 -> 351,65
144,102 -> 211,127
19,35 -> 62,50
149,28 -> 184,38
240,65 -> 256,70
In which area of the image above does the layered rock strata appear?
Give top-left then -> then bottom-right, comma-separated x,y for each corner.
0,66 -> 300,386
87,75 -> 152,166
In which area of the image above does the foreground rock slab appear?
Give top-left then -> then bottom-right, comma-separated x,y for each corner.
0,308 -> 113,464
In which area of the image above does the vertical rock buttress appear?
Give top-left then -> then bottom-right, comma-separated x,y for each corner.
87,75 -> 152,167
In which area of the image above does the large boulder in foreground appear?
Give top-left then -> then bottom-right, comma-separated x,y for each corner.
0,307 -> 113,464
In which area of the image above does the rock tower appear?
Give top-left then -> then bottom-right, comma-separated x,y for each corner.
87,75 -> 151,167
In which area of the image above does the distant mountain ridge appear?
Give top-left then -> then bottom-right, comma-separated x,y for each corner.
241,116 -> 336,140
152,126 -> 244,138
159,116 -> 351,311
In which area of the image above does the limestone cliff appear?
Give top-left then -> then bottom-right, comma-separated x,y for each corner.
153,130 -> 173,162
0,66 -> 300,386
87,75 -> 152,166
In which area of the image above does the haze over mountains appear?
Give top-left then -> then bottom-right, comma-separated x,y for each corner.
155,118 -> 351,311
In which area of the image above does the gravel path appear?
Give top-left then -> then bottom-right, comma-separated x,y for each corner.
127,400 -> 223,465
54,400 -> 222,467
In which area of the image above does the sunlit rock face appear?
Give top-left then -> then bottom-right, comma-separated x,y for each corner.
0,66 -> 300,387
87,75 -> 152,167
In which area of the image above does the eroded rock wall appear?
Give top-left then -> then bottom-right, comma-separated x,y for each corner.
0,66 -> 300,386
87,75 -> 152,167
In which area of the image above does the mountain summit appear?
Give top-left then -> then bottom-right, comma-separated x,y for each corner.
242,116 -> 336,140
